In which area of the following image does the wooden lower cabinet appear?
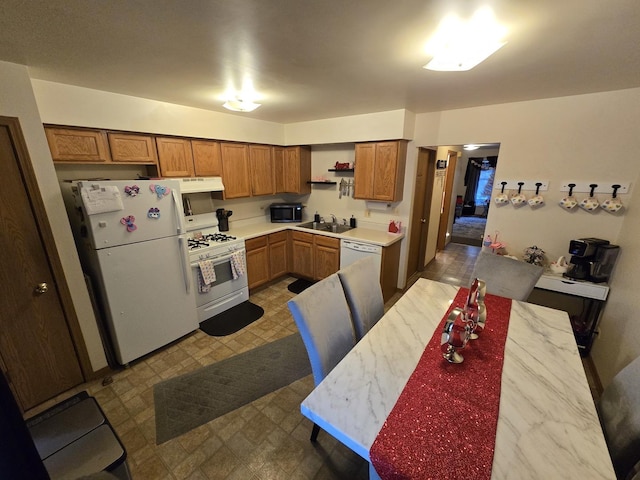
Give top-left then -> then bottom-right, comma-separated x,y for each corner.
269,231 -> 288,279
290,231 -> 315,279
245,236 -> 269,290
380,240 -> 401,302
313,235 -> 340,280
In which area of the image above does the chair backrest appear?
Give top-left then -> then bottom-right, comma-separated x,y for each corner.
470,251 -> 543,301
598,355 -> 640,479
337,257 -> 384,341
287,273 -> 356,386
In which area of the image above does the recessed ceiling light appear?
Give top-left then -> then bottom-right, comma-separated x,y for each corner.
423,7 -> 507,72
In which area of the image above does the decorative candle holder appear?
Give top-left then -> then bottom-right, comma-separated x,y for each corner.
465,278 -> 487,339
441,307 -> 469,363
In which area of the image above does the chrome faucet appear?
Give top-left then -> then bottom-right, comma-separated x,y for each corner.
330,214 -> 337,224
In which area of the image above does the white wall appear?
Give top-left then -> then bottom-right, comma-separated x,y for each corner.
0,62 -> 107,371
32,80 -> 285,145
414,88 -> 640,386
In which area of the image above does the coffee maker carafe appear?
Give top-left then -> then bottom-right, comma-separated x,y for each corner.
589,244 -> 620,283
563,238 -> 613,282
216,208 -> 232,232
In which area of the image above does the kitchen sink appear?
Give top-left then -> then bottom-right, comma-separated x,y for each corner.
297,222 -> 353,234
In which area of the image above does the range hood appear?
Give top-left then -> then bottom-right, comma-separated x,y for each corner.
177,177 -> 225,194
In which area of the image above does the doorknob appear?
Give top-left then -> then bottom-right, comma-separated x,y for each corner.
420,218 -> 426,223
34,282 -> 48,294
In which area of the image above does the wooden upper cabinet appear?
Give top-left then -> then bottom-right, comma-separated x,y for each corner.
156,137 -> 194,177
249,144 -> 275,196
354,140 -> 407,202
280,146 -> 311,194
45,127 -> 110,163
273,146 -> 285,193
220,143 -> 251,198
107,132 -> 157,163
191,140 -> 222,176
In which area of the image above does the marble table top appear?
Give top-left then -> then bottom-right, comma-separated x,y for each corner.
300,278 -> 615,479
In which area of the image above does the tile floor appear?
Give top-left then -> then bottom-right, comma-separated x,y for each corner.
24,242 -> 601,479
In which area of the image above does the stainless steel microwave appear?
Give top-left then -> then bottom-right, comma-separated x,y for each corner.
270,203 -> 303,223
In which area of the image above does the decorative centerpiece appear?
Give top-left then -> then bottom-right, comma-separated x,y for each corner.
441,278 -> 487,363
523,245 -> 545,266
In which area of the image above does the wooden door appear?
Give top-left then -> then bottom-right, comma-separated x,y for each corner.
371,141 -> 399,201
249,144 -> 275,196
0,119 -> 83,411
273,146 -> 285,193
107,133 -> 157,163
406,148 -> 436,280
291,232 -> 314,278
354,143 -> 375,199
156,137 -> 195,177
45,127 -> 110,163
269,232 -> 288,280
313,236 -> 340,280
220,143 -> 251,198
437,151 -> 457,251
192,140 -> 222,176
245,236 -> 270,290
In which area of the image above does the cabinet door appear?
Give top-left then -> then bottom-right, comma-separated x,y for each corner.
45,127 -> 110,162
273,146 -> 285,193
221,143 -> 251,198
372,141 -> 399,201
108,133 -> 157,163
245,236 -> 270,290
354,143 -> 376,199
291,231 -> 314,278
156,137 -> 194,177
249,144 -> 275,196
192,140 -> 222,176
269,231 -> 288,280
314,236 -> 340,280
283,146 -> 311,194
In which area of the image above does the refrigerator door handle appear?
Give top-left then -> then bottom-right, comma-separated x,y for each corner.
172,189 -> 186,234
178,236 -> 191,294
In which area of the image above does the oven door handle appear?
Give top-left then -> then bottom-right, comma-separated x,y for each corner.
178,235 -> 191,293
190,252 -> 234,267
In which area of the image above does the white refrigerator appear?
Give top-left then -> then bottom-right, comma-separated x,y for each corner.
75,179 -> 197,365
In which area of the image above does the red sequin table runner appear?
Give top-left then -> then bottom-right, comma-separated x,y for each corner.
370,288 -> 513,480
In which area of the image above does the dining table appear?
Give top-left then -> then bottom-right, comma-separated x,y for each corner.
300,278 -> 615,479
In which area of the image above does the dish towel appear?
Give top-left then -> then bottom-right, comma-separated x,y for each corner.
198,260 -> 216,293
230,251 -> 246,280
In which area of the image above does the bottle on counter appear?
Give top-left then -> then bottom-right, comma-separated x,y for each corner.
350,215 -> 357,228
314,211 -> 321,223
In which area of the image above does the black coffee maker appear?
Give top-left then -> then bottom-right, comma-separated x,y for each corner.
216,208 -> 232,232
564,238 -> 618,282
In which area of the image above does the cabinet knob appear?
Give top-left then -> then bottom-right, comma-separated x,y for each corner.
35,282 -> 48,294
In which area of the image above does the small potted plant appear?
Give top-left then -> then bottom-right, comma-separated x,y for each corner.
523,245 -> 546,266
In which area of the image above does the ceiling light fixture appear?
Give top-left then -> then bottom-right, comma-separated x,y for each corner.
423,7 -> 507,72
223,97 -> 261,112
464,144 -> 481,150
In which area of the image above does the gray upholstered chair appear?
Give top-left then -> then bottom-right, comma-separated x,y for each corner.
598,355 -> 640,479
470,251 -> 543,301
287,273 -> 356,441
337,257 -> 385,341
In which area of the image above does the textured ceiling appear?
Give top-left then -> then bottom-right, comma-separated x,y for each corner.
1,0 -> 639,123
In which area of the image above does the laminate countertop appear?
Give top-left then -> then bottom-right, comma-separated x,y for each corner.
227,221 -> 405,247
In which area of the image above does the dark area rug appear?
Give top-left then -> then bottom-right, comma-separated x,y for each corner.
287,278 -> 316,294
199,301 -> 264,336
451,216 -> 486,247
153,333 -> 311,444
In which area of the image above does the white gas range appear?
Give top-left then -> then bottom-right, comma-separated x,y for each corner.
185,215 -> 248,322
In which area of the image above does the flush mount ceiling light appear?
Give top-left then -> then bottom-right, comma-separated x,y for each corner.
424,7 -> 507,72
464,144 -> 481,150
222,97 -> 261,112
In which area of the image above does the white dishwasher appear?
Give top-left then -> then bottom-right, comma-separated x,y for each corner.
340,240 -> 383,278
